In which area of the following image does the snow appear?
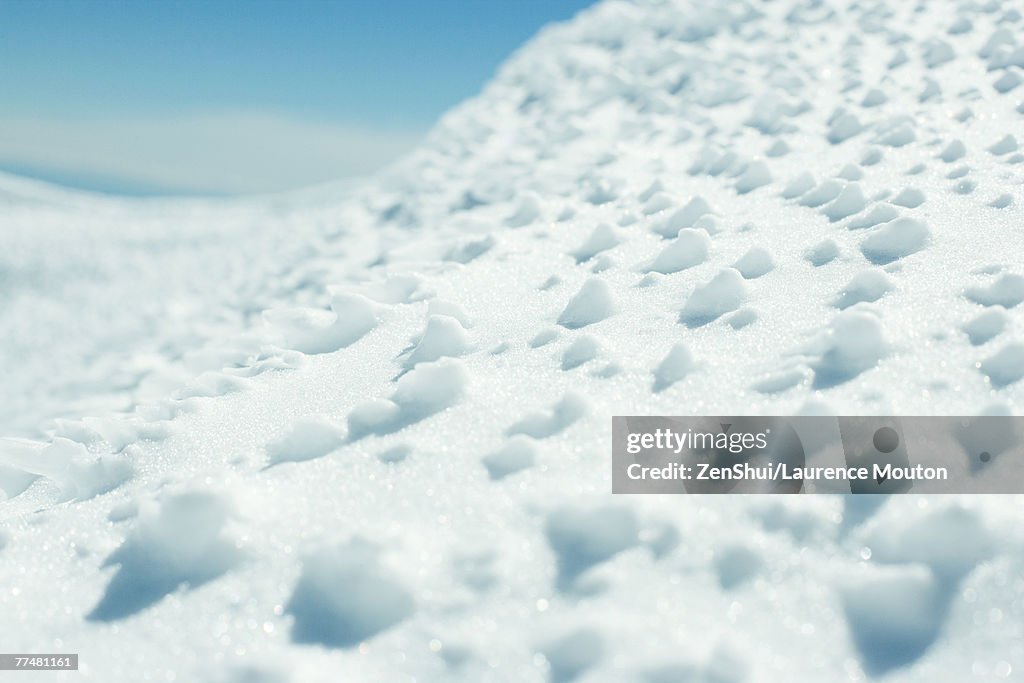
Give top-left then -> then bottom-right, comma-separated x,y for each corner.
0,437 -> 132,501
401,314 -> 471,371
890,187 -> 926,209
545,505 -> 638,589
989,134 -> 1019,155
481,435 -> 537,480
530,327 -> 561,348
993,69 -> 1022,94
734,161 -> 773,194
811,310 -> 890,388
505,193 -> 543,227
833,268 -> 893,310
713,543 -> 762,590
732,246 -> 775,279
939,139 -> 967,162
805,238 -> 840,266
963,307 -> 1008,346
965,273 -> 1024,308
88,492 -> 243,621
266,417 -> 345,466
980,343 -> 1024,387
798,179 -> 844,208
506,393 -> 588,439
652,342 -> 694,392
263,292 -> 379,355
859,217 -> 931,264
679,268 -> 747,326
862,503 -> 994,583
2,0 -> 1024,680
540,628 -> 605,683
570,223 -> 621,263
647,228 -> 710,274
560,334 -> 601,371
653,195 -> 712,237
839,564 -> 946,676
556,277 -> 616,328
286,539 -> 416,648
822,183 -> 867,221
347,359 -> 468,438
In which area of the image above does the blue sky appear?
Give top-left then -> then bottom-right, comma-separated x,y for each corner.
0,0 -> 596,195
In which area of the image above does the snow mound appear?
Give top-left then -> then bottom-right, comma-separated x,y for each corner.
822,183 -> 867,221
0,436 -> 132,501
570,223 -> 621,263
840,503 -> 998,674
812,310 -> 889,387
401,314 -> 471,371
714,544 -> 762,590
264,292 -> 378,355
347,359 -> 468,438
679,268 -> 747,327
561,334 -> 601,370
805,238 -> 840,265
732,246 -> 774,279
540,628 -> 605,682
840,564 -> 945,676
980,343 -> 1024,387
734,161 -> 772,194
286,539 -> 415,648
653,196 -> 712,237
348,358 -> 468,438
545,505 -> 638,588
266,417 -> 344,466
965,273 -> 1024,308
481,435 -> 537,480
647,228 -> 710,274
891,187 -> 926,208
963,308 -> 1007,345
798,179 -> 843,208
557,278 -> 615,328
507,392 -> 588,439
863,503 -> 994,583
652,343 -> 694,392
833,268 -> 893,309
88,492 -> 242,621
848,203 -> 898,230
530,327 -> 560,348
445,234 -> 495,264
859,217 -> 931,264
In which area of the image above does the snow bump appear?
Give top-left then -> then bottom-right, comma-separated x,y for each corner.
680,268 -> 747,327
860,218 -> 931,264
557,278 -> 615,329
833,269 -> 893,309
287,540 -> 415,648
88,492 -> 242,621
647,228 -> 710,274
347,359 -> 468,438
965,274 -> 1024,308
546,506 -> 638,589
980,343 -> 1024,386
652,343 -> 694,392
812,310 -> 890,387
266,417 -> 344,466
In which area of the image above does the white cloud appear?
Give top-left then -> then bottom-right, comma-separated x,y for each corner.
0,112 -> 426,194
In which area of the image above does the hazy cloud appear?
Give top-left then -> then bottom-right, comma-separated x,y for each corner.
0,112 -> 425,195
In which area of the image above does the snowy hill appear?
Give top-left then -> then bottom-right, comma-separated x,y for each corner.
1,1 -> 1023,681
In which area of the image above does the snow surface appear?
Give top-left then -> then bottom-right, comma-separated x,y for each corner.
2,0 -> 1024,681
